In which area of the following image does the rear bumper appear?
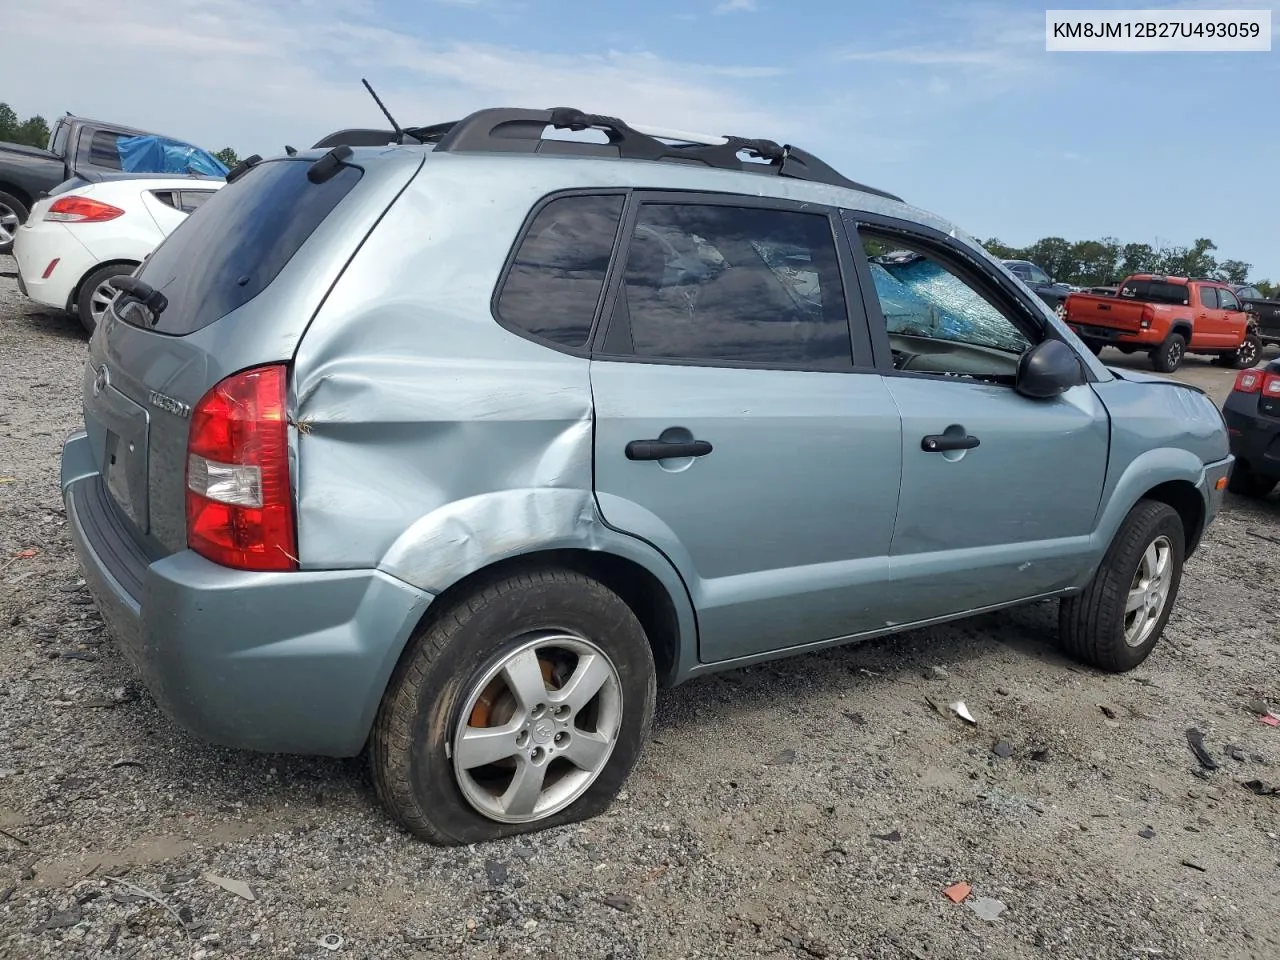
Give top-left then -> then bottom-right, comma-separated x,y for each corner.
13,221 -> 93,312
61,431 -> 436,756
1068,322 -> 1156,346
1224,394 -> 1280,480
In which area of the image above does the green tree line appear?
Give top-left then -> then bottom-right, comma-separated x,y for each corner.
982,234 -> 1276,297
0,103 -> 51,149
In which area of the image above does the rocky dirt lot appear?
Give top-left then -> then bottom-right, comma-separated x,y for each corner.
1,253 -> 1279,960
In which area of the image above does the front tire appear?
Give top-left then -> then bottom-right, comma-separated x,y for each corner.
1151,333 -> 1186,373
0,190 -> 29,255
1059,500 -> 1184,672
370,568 -> 656,845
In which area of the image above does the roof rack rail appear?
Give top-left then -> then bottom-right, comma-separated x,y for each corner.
430,107 -> 903,201
314,107 -> 902,202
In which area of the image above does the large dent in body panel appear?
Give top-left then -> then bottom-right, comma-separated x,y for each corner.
288,164 -> 607,580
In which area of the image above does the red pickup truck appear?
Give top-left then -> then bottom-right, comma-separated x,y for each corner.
1063,274 -> 1261,373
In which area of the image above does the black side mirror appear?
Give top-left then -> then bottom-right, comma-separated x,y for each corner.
1016,339 -> 1087,399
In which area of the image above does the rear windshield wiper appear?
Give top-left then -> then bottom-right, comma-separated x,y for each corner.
109,275 -> 168,325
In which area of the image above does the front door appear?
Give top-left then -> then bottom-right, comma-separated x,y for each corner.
591,196 -> 903,664
847,216 -> 1110,622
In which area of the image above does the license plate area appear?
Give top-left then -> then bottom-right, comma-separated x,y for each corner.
87,365 -> 150,532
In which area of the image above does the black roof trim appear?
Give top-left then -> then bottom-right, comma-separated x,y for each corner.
311,107 -> 902,202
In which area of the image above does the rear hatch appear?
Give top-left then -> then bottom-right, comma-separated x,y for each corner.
80,149 -> 424,557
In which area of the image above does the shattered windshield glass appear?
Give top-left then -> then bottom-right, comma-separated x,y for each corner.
868,252 -> 1030,354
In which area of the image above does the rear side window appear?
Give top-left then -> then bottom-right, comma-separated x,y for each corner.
87,130 -> 124,169
134,159 -> 362,335
496,194 -> 624,349
1118,279 -> 1190,305
609,203 -> 852,369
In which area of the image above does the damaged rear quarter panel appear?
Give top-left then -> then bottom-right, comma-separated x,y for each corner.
289,157 -> 696,641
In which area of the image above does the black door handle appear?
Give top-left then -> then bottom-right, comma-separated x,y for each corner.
625,439 -> 713,461
922,434 -> 980,453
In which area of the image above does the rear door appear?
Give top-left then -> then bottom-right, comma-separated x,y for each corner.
845,213 -> 1109,622
1194,285 -> 1229,348
590,194 -> 903,664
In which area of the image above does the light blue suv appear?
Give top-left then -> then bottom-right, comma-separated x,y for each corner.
60,107 -> 1233,844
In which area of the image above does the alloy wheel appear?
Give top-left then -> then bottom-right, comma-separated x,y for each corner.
451,631 -> 623,823
0,202 -> 19,245
1124,535 -> 1173,647
89,279 -> 120,327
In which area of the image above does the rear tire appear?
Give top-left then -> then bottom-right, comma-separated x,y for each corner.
1226,333 -> 1262,369
1151,333 -> 1186,373
0,190 -> 29,255
370,568 -> 656,845
75,263 -> 136,334
1059,500 -> 1184,672
1227,462 -> 1278,499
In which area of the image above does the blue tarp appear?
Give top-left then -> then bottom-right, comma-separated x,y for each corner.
116,135 -> 228,178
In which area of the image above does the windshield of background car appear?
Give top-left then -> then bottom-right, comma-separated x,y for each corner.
1118,279 -> 1190,305
131,158 -> 363,335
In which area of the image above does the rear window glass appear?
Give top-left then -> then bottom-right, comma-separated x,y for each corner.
495,194 -> 625,349
134,159 -> 362,335
1118,280 -> 1190,305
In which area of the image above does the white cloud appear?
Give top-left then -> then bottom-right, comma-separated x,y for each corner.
0,0 -> 792,155
715,0 -> 757,13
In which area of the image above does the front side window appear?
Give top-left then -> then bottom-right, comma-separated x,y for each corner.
861,234 -> 1033,381
1218,287 -> 1240,311
612,203 -> 851,369
495,194 -> 624,349
1200,287 -> 1220,309
1028,264 -> 1051,284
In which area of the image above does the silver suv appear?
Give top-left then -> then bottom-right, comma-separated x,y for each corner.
61,107 -> 1232,844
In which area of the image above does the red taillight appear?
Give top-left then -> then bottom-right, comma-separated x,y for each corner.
1140,304 -> 1155,329
45,195 -> 125,223
185,364 -> 296,572
1265,373 -> 1280,398
1234,369 -> 1264,393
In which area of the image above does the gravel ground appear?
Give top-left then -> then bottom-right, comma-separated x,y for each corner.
2,252 -> 1279,960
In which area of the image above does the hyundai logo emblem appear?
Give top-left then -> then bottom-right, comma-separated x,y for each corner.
92,365 -> 109,397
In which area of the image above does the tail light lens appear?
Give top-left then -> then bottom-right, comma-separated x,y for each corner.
1266,373 -> 1280,398
1234,369 -> 1264,393
185,364 -> 297,571
45,196 -> 125,223
1140,305 -> 1155,329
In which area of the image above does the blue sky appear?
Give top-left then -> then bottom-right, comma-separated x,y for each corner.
6,0 -> 1279,278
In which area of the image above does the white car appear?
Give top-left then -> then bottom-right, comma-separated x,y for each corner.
13,175 -> 224,332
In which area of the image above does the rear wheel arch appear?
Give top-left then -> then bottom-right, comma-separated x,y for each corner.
70,258 -> 139,308
1169,321 -> 1193,340
0,182 -> 34,210
399,549 -> 687,690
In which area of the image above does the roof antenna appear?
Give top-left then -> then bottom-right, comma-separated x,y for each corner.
361,78 -> 412,145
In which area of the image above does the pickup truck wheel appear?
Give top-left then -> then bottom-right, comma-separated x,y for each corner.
1227,462 -> 1277,499
1151,334 -> 1185,373
1059,499 -> 1184,672
370,568 -> 656,845
1226,334 -> 1262,369
0,191 -> 29,255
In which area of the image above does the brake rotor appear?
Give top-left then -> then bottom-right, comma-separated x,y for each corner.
468,656 -> 556,728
